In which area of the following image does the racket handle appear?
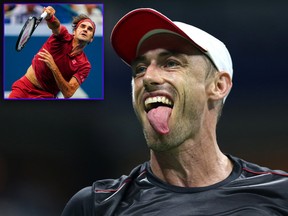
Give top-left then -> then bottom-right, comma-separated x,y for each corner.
41,11 -> 48,19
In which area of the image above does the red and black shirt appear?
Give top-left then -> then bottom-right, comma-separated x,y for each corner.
61,155 -> 288,215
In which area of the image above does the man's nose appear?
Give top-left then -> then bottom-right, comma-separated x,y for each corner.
143,64 -> 164,89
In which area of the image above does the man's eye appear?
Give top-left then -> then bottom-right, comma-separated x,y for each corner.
164,60 -> 179,68
133,65 -> 147,76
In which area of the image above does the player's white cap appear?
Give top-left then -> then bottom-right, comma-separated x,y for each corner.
111,8 -> 233,100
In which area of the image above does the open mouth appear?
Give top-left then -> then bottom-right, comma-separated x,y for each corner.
144,96 -> 173,112
144,96 -> 174,135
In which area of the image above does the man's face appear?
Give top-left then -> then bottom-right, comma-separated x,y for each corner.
74,21 -> 94,43
131,34 -> 211,152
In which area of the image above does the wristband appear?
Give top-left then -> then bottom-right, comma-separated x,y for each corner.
46,15 -> 55,23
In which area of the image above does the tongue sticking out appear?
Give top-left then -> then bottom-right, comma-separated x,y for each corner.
147,106 -> 172,135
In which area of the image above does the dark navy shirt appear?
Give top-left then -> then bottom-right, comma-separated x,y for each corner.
61,155 -> 288,215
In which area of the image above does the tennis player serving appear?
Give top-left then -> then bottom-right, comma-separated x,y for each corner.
9,6 -> 96,99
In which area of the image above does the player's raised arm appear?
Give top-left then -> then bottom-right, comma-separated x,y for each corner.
43,6 -> 60,35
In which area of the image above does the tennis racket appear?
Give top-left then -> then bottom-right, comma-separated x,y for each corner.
15,11 -> 48,52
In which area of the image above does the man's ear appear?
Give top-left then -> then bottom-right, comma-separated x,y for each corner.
207,72 -> 232,101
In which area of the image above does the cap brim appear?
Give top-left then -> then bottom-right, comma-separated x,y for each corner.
111,8 -> 200,66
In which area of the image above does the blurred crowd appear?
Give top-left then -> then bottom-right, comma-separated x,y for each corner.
4,4 -> 103,25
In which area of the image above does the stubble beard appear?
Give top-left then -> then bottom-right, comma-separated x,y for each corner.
143,108 -> 202,153
143,120 -> 199,153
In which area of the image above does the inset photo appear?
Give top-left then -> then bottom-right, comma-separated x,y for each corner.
4,3 -> 104,100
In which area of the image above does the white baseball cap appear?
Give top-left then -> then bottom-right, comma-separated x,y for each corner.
111,8 -> 233,78
111,8 -> 233,103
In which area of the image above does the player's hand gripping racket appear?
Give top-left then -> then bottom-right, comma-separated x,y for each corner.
15,11 -> 48,52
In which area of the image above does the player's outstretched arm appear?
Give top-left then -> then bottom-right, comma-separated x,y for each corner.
43,6 -> 61,35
